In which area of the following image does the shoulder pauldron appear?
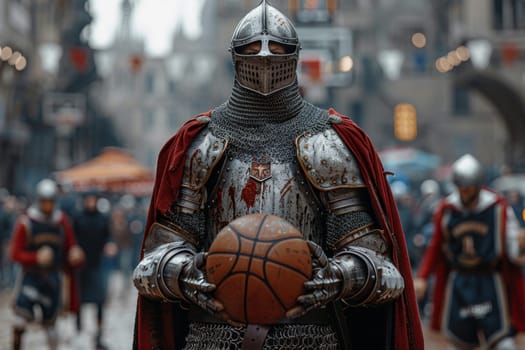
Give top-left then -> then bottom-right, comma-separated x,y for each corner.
181,128 -> 228,191
296,128 -> 365,191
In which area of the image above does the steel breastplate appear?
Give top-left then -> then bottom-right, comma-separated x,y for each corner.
206,152 -> 324,249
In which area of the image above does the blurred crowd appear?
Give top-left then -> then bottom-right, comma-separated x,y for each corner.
0,187 -> 148,293
2,164 -> 525,349
0,181 -> 149,349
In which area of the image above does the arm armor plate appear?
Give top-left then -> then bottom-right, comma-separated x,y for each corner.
296,128 -> 365,191
133,223 -> 197,301
336,246 -> 404,306
175,128 -> 227,214
297,126 -> 404,306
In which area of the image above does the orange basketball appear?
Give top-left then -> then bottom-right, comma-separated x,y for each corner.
206,214 -> 312,324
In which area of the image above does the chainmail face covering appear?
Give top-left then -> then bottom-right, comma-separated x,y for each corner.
210,80 -> 330,163
183,323 -> 338,350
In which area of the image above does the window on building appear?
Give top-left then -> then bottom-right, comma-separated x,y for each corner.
493,0 -> 525,30
168,80 -> 176,94
453,85 -> 470,116
169,111 -> 184,130
143,107 -> 155,130
145,73 -> 155,94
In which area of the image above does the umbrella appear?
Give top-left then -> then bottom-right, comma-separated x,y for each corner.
54,147 -> 154,194
379,147 -> 441,181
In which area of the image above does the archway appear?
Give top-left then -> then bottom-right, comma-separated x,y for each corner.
455,71 -> 525,168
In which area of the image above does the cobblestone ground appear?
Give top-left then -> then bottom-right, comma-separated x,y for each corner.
1,274 -> 524,349
0,272 -> 136,350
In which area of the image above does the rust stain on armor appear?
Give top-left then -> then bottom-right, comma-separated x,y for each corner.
241,178 -> 258,208
228,186 -> 236,213
280,177 -> 294,201
188,149 -> 202,187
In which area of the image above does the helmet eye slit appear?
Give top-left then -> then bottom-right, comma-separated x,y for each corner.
230,2 -> 299,95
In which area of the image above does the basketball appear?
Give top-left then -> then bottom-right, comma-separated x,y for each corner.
206,214 -> 312,324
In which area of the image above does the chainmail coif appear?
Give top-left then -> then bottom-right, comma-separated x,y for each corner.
209,80 -> 330,162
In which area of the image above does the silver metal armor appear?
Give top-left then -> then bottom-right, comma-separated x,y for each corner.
133,2 -> 404,349
230,0 -> 300,95
36,179 -> 58,200
133,223 -> 222,316
451,153 -> 484,187
133,121 -> 404,347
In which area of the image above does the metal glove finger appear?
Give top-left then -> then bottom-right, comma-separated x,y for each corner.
297,289 -> 331,306
304,277 -> 340,291
189,290 -> 224,314
194,252 -> 207,269
286,305 -> 311,319
306,241 -> 328,267
184,278 -> 216,293
285,301 -> 321,320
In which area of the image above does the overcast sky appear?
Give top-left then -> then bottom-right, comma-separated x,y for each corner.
89,0 -> 206,57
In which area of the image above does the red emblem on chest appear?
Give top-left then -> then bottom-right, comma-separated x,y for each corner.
250,162 -> 272,182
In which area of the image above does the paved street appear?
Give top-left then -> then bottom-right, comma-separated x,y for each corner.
1,273 -> 524,349
0,272 -> 136,350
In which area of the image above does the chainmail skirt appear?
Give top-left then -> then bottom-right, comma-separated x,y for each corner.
183,322 -> 339,350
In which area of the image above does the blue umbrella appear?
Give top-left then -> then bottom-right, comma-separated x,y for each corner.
380,147 -> 441,181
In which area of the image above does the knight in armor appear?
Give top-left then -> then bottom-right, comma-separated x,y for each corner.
414,154 -> 525,350
9,179 -> 85,350
132,1 -> 423,349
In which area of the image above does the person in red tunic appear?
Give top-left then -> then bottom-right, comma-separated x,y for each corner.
415,154 -> 525,350
10,178 -> 84,350
132,1 -> 424,349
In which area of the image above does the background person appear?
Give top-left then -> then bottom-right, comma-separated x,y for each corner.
414,154 -> 525,350
72,190 -> 112,350
9,178 -> 84,350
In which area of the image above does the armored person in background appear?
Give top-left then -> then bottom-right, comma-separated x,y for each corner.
9,179 -> 84,350
415,154 -> 525,350
133,1 -> 423,349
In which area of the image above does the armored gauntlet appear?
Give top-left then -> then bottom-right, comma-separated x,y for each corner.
335,246 -> 405,306
289,241 -> 404,318
133,223 -> 223,315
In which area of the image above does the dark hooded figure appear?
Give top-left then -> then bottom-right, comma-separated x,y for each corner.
72,190 -> 111,350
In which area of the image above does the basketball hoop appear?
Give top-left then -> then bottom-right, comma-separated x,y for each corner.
43,92 -> 86,133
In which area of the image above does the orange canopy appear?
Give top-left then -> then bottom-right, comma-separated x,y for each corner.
54,147 -> 154,194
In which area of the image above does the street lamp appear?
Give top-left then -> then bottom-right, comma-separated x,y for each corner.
39,42 -> 63,75
394,103 -> 417,141
466,39 -> 492,69
378,49 -> 404,80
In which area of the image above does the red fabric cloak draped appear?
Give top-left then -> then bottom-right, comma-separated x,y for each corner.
417,192 -> 525,332
133,110 -> 425,349
330,109 -> 424,350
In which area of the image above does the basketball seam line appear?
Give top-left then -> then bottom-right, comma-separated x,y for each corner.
208,252 -> 310,279
244,214 -> 267,323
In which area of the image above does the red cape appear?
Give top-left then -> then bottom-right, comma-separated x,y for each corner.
417,191 -> 525,332
134,109 -> 424,350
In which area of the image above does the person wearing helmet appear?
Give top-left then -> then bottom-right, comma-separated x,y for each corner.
132,1 -> 423,349
414,154 -> 525,350
9,178 -> 85,350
